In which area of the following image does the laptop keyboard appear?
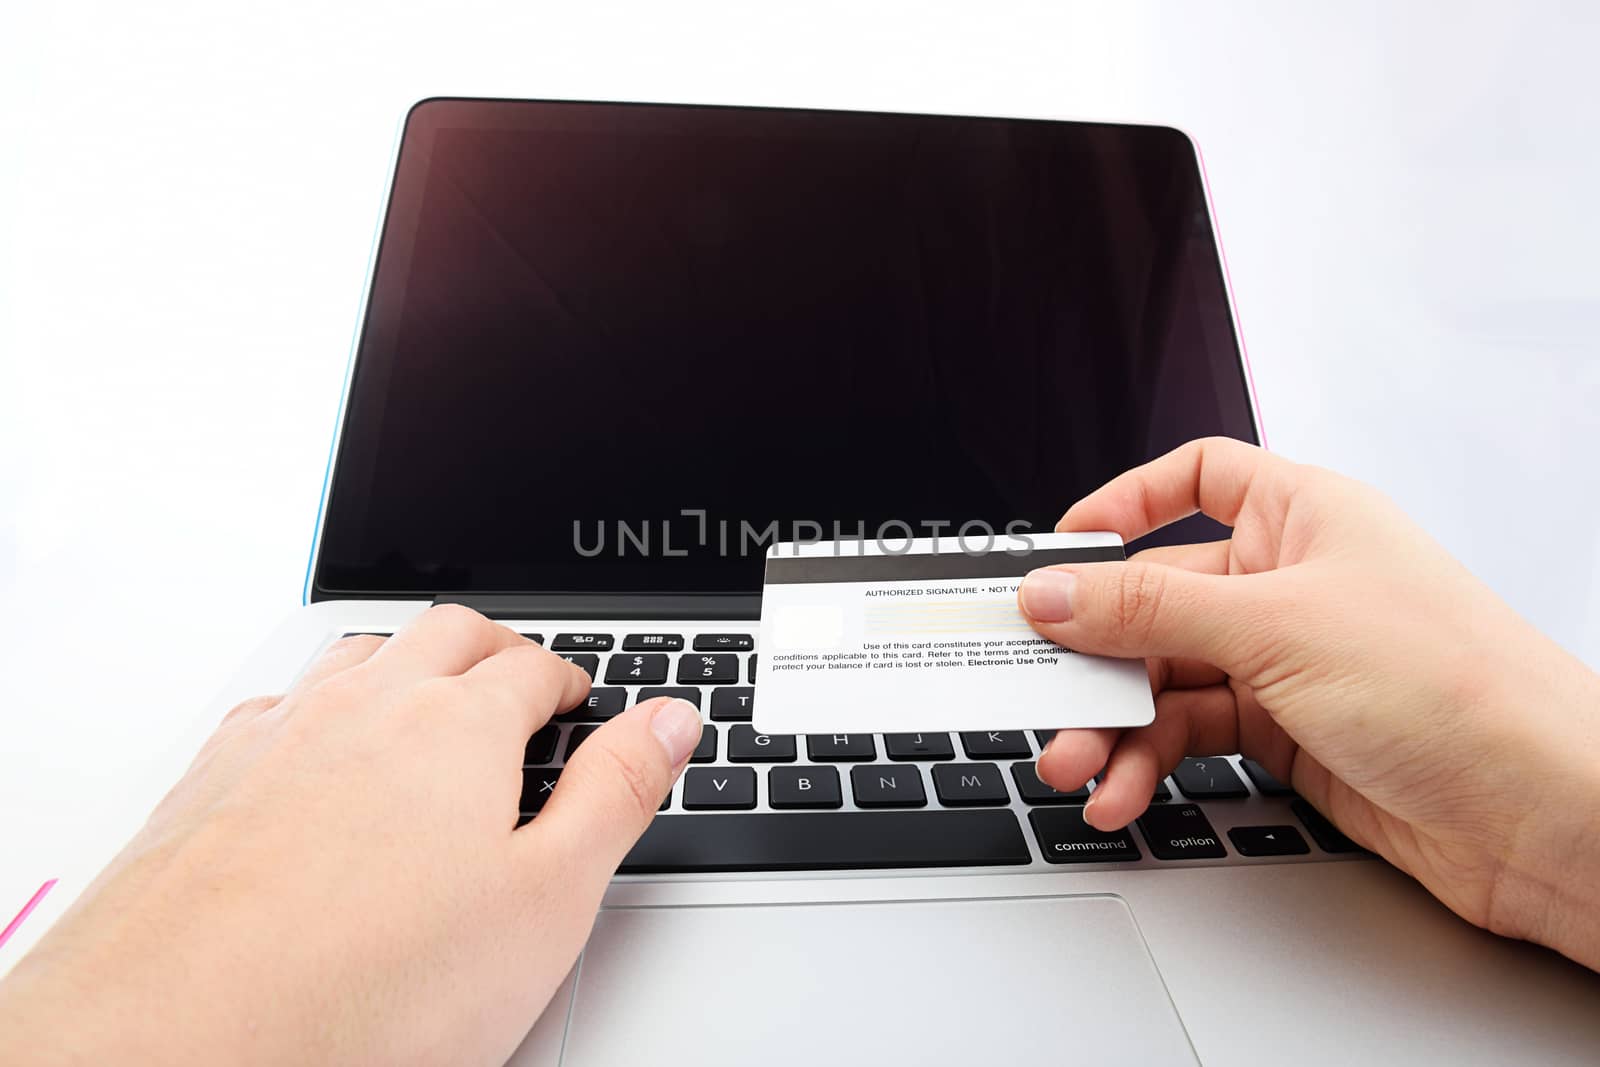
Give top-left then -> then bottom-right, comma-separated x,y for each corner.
346,629 -> 1366,873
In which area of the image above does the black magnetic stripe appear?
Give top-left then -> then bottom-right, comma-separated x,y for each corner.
762,545 -> 1125,585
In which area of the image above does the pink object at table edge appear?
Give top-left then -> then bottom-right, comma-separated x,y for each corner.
0,879 -> 58,951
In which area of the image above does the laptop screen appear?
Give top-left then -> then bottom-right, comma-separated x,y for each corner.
313,99 -> 1256,597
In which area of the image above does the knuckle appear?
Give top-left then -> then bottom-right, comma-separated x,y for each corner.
425,602 -> 492,637
309,664 -> 370,700
523,641 -> 570,671
1112,565 -> 1167,641
327,634 -> 384,656
499,644 -> 574,694
221,694 -> 279,726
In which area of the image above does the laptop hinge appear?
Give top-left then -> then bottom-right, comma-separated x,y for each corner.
431,594 -> 761,621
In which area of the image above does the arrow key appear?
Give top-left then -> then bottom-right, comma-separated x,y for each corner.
1227,824 -> 1310,857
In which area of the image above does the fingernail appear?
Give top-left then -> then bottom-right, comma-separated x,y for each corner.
1082,790 -> 1101,825
650,698 -> 702,766
1020,568 -> 1076,622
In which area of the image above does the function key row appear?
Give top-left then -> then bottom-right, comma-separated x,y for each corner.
343,632 -> 753,653
548,632 -> 754,653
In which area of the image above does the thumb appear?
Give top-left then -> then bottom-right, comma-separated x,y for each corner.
1017,561 -> 1274,675
520,697 -> 701,879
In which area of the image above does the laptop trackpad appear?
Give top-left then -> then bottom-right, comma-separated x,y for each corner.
552,894 -> 1195,1066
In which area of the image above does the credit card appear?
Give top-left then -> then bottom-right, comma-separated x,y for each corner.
752,532 -> 1155,735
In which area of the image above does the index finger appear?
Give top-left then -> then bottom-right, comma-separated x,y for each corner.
1056,436 -> 1290,541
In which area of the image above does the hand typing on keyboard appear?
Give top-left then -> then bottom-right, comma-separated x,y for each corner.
1018,436 -> 1600,972
0,606 -> 702,1065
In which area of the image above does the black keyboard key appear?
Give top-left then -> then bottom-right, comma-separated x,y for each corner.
884,732 -> 955,761
1171,757 -> 1249,799
340,632 -> 391,638
622,633 -> 683,651
1033,729 -> 1057,748
1030,808 -> 1142,863
709,687 -> 755,722
518,633 -> 544,644
748,654 -> 757,683
960,731 -> 1032,759
520,769 -> 561,814
682,767 -> 757,810
524,724 -> 559,765
557,686 -> 628,722
805,734 -> 876,762
769,766 -> 843,809
1292,798 -> 1363,853
604,653 -> 668,685
622,810 -> 1030,872
1011,762 -> 1089,804
563,725 -> 599,761
1138,804 -> 1227,860
851,765 -> 927,808
559,653 -> 599,679
1228,825 -> 1310,857
691,725 -> 718,764
551,633 -> 613,652
638,686 -> 701,707
694,633 -> 754,652
1240,758 -> 1295,796
932,763 -> 1010,806
678,654 -> 740,684
727,725 -> 796,762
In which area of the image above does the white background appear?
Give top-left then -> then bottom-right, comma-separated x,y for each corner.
2,1 -> 1597,964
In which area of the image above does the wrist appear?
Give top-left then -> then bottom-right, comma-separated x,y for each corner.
1487,661 -> 1600,970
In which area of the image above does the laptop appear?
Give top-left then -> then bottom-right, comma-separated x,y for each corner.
236,98 -> 1600,1064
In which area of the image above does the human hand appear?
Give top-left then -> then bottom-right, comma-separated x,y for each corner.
1017,437 -> 1600,969
0,605 -> 703,1065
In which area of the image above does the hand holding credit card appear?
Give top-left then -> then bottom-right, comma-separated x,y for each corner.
752,533 -> 1156,734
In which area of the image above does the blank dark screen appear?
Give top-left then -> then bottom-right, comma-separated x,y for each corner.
314,99 -> 1256,596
